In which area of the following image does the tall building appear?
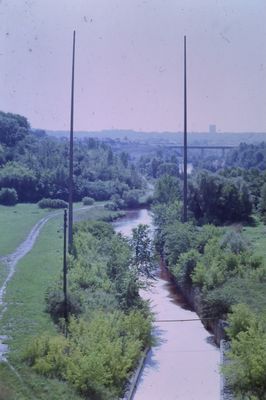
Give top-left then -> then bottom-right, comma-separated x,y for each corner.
209,124 -> 217,134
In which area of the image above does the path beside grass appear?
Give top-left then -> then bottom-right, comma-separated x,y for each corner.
0,204 -> 49,257
0,203 -> 117,399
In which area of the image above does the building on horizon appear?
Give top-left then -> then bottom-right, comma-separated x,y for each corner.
209,124 -> 217,134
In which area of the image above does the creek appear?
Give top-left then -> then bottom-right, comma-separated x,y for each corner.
113,209 -> 220,400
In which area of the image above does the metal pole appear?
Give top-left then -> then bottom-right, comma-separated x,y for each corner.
183,35 -> 188,222
68,30 -> 76,252
63,209 -> 68,336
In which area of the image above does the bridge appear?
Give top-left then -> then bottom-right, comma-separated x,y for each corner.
164,144 -> 237,157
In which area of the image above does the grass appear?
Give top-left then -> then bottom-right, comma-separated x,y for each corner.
0,262 -> 8,288
0,202 -> 123,399
242,220 -> 266,260
0,213 -> 83,399
0,204 -> 49,256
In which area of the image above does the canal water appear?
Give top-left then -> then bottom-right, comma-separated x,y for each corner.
113,209 -> 220,400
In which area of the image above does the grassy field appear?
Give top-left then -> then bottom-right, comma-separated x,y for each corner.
242,219 -> 266,260
0,204 -> 49,256
0,203 -> 123,399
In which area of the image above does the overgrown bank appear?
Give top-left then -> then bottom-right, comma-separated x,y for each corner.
152,200 -> 266,400
23,218 -> 152,399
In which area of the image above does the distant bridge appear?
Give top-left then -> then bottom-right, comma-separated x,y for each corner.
164,144 -> 237,157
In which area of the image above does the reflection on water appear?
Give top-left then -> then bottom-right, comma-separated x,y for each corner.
112,209 -> 153,236
114,209 -> 220,400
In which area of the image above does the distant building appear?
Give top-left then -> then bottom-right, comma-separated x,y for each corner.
209,124 -> 217,134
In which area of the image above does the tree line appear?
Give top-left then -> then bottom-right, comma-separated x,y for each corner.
0,111 -> 144,206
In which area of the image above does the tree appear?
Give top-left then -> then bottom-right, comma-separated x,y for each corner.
154,175 -> 180,204
0,187 -> 18,205
0,111 -> 30,147
131,224 -> 155,281
259,183 -> 266,223
188,171 -> 252,224
0,162 -> 37,202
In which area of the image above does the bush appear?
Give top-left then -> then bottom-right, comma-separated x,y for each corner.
104,202 -> 118,211
0,187 -> 18,205
24,312 -> 152,399
172,249 -> 200,285
223,305 -> 266,399
45,289 -> 82,323
38,198 -> 68,209
82,196 -> 95,206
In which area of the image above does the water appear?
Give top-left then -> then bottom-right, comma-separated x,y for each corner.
114,209 -> 220,400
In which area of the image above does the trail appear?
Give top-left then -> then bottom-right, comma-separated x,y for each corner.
0,205 -> 92,362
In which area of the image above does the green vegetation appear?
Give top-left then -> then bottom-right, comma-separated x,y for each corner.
151,177 -> 266,399
0,213 -> 83,400
38,198 -> 68,209
0,202 -> 152,399
0,187 -> 18,205
24,218 -> 152,399
188,170 -> 252,224
226,142 -> 266,170
0,111 -> 144,204
223,305 -> 266,400
0,204 -> 48,255
82,196 -> 95,206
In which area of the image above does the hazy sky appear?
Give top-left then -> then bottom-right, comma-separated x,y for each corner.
1,0 -> 266,132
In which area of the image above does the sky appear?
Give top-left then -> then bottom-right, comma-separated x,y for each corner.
0,0 -> 266,133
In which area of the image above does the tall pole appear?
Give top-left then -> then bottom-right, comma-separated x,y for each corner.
63,209 -> 68,336
68,30 -> 76,252
183,35 -> 188,222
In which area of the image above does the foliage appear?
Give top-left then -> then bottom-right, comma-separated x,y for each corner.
220,230 -> 249,254
172,249 -> 200,286
0,112 -> 144,203
122,189 -> 143,208
45,288 -> 82,323
226,142 -> 266,170
138,153 -> 179,179
38,198 -> 68,209
153,174 -> 180,204
188,170 -> 252,224
223,305 -> 266,399
259,183 -> 266,223
0,187 -> 18,205
0,111 -> 30,147
82,196 -> 95,206
220,167 -> 266,209
152,201 -> 182,255
0,161 -> 37,202
164,221 -> 195,267
24,311 -> 152,399
131,224 -> 155,281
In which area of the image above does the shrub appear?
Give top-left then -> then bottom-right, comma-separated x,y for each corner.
82,196 -> 95,206
220,230 -> 248,254
104,202 -> 118,211
45,289 -> 82,322
0,187 -> 18,205
38,198 -> 68,209
24,312 -> 152,399
0,188 -> 18,206
223,306 -> 266,399
172,249 -> 200,285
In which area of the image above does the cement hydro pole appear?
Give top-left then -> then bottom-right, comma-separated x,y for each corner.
68,30 -> 76,252
183,35 -> 188,222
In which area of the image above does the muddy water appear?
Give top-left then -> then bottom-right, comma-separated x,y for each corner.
113,209 -> 220,400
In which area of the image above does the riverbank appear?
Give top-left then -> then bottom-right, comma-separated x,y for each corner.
0,204 -> 125,399
115,209 -> 220,400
